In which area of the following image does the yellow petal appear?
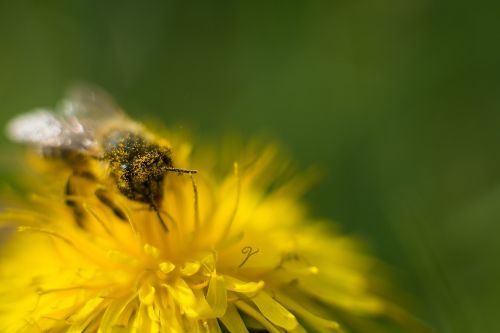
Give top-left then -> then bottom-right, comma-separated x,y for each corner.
219,303 -> 249,333
251,292 -> 298,331
235,300 -> 281,333
164,278 -> 212,319
147,304 -> 159,323
144,244 -> 160,259
67,297 -> 104,333
205,319 -> 222,333
275,292 -> 340,332
139,284 -> 156,306
163,279 -> 196,317
158,261 -> 176,274
99,294 -> 137,333
300,279 -> 384,314
223,275 -> 264,295
180,261 -> 201,276
206,274 -> 227,317
69,296 -> 104,323
290,325 -> 308,333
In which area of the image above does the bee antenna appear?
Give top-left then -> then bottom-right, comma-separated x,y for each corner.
165,167 -> 198,175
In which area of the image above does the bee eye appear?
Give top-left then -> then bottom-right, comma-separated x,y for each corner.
120,163 -> 131,171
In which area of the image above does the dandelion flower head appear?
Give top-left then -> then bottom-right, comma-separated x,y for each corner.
0,90 -> 417,333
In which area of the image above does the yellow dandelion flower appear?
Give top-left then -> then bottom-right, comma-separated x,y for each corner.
0,88 -> 422,333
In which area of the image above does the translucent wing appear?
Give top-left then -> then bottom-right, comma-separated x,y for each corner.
6,85 -> 139,154
59,84 -> 126,128
6,109 -> 66,147
7,84 -> 131,151
6,109 -> 96,151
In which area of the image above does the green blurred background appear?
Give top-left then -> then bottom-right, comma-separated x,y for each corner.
0,1 -> 499,332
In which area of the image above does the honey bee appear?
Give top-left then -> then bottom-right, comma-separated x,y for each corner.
6,85 -> 196,230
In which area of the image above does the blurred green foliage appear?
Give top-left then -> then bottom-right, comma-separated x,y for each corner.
0,1 -> 499,332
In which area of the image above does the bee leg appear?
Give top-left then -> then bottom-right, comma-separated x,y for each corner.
65,175 -> 86,228
148,198 -> 169,232
74,170 -> 98,181
95,188 -> 128,222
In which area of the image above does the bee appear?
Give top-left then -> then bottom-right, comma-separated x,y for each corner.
6,85 -> 196,231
